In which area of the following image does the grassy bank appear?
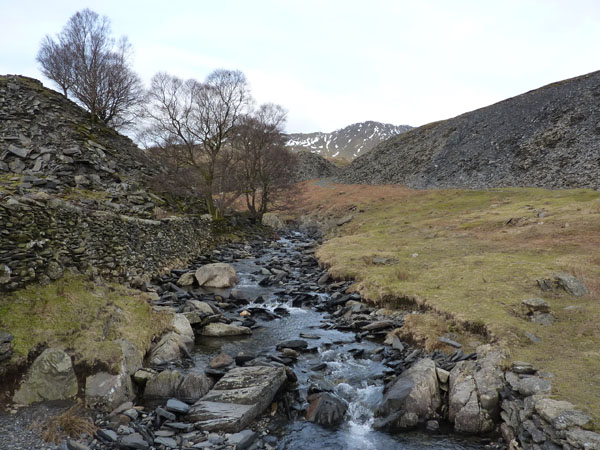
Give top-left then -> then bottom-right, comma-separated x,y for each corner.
293,181 -> 600,427
0,275 -> 171,373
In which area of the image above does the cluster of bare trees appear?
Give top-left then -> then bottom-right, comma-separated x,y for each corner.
39,9 -> 297,221
141,71 -> 297,220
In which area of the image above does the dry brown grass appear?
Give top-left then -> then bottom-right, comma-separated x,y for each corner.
30,403 -> 97,444
284,181 -> 600,428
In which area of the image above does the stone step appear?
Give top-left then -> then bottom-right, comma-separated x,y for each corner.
187,365 -> 286,432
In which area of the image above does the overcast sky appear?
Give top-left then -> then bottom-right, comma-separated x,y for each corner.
1,0 -> 599,133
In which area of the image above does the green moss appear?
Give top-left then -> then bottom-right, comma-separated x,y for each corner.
0,275 -> 171,373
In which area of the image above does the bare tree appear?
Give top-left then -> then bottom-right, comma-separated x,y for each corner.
233,103 -> 298,222
143,70 -> 251,217
37,9 -> 144,128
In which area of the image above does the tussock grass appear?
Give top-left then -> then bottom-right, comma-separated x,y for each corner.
30,402 -> 96,443
292,181 -> 600,428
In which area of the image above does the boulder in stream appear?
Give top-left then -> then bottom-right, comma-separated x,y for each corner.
195,263 -> 238,288
306,392 -> 348,428
200,323 -> 252,337
374,358 -> 441,430
187,365 -> 286,432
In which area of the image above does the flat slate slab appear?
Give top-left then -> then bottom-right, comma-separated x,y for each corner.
187,366 -> 286,432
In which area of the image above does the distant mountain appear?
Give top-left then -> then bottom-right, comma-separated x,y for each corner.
338,71 -> 600,190
286,121 -> 412,161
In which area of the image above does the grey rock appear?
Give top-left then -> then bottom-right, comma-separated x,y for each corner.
522,298 -> 551,314
144,370 -> 183,401
276,339 -> 308,350
374,358 -> 441,430
154,436 -> 178,448
85,371 -> 134,412
13,348 -> 78,405
7,144 -> 30,158
148,332 -> 193,365
512,361 -> 536,375
517,376 -> 552,396
97,429 -> 118,442
67,441 -> 90,450
0,264 -> 11,284
200,323 -> 252,337
555,272 -> 589,297
439,337 -> 462,348
166,398 -> 190,414
566,428 -> 600,449
305,392 -> 348,428
120,432 -> 149,449
227,429 -> 257,449
262,213 -> 286,230
177,371 -> 213,404
177,272 -> 196,286
195,263 -> 238,288
188,365 -> 287,432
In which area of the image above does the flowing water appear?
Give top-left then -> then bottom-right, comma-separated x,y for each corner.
192,234 -> 491,450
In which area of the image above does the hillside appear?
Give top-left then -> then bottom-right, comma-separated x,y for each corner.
295,150 -> 340,181
286,121 -> 412,161
0,75 -> 164,217
339,71 -> 600,189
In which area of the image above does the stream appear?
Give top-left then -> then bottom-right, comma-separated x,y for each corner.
186,232 -> 492,450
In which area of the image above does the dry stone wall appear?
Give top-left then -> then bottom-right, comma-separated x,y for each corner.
0,192 -> 212,291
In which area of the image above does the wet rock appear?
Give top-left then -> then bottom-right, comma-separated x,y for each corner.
85,371 -> 134,412
200,323 -> 252,336
374,358 -> 441,430
148,332 -> 193,365
195,263 -> 238,288
210,353 -> 234,369
227,429 -> 257,449
166,398 -> 190,414
188,366 -> 287,432
305,392 -> 348,428
275,339 -> 308,351
13,348 -> 78,404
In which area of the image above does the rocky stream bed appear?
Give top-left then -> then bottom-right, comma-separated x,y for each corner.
0,232 -> 532,449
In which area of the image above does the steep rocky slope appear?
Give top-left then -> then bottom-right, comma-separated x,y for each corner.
286,121 -> 411,161
0,75 -> 165,217
295,150 -> 340,181
339,71 -> 600,189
